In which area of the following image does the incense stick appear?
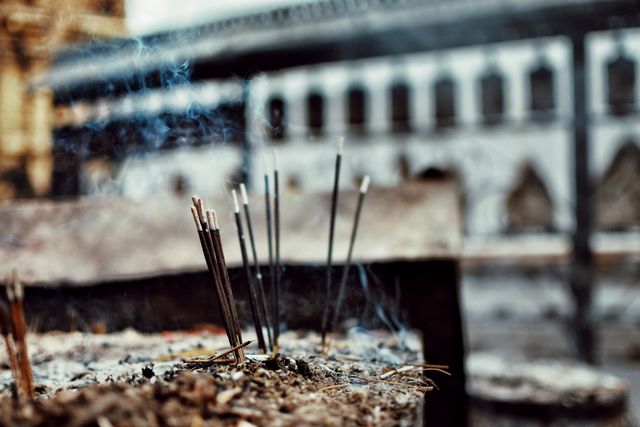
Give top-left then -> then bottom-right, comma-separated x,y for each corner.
273,149 -> 281,350
240,183 -> 274,351
264,159 -> 277,349
0,302 -> 20,398
321,137 -> 344,348
233,190 -> 267,353
6,271 -> 34,399
210,210 -> 244,349
331,175 -> 370,332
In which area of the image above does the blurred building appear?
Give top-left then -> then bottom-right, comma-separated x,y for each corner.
29,0 -> 640,237
0,0 -> 125,199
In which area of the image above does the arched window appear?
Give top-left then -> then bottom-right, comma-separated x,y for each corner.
607,52 -> 636,116
268,97 -> 286,140
479,69 -> 505,126
346,86 -> 367,135
433,76 -> 456,129
306,92 -> 324,136
506,162 -> 554,233
390,81 -> 411,133
529,63 -> 555,120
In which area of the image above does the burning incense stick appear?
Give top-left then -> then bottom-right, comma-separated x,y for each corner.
0,302 -> 20,397
240,183 -> 273,351
6,271 -> 34,399
273,149 -> 281,350
321,137 -> 344,348
233,190 -> 267,353
264,158 -> 277,348
331,175 -> 370,332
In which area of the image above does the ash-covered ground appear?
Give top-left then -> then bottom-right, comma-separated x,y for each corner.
0,328 -> 429,426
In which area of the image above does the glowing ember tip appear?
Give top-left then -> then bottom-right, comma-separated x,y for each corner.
232,189 -> 240,213
240,183 -> 249,205
360,175 -> 370,193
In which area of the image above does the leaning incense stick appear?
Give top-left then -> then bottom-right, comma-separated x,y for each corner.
240,184 -> 273,351
321,137 -> 344,348
6,271 -> 34,399
0,302 -> 20,398
273,149 -> 281,350
233,190 -> 267,353
331,175 -> 370,331
210,210 -> 244,350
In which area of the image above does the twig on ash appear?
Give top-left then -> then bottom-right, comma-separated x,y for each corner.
331,175 -> 370,332
6,270 -> 34,399
317,383 -> 349,392
233,190 -> 267,353
0,302 -> 20,397
184,340 -> 254,364
240,183 -> 273,351
272,149 -> 281,350
321,137 -> 344,349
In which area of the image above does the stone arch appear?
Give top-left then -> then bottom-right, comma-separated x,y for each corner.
346,85 -> 367,135
267,96 -> 286,141
506,162 -> 554,232
433,75 -> 456,130
390,80 -> 411,133
479,68 -> 506,126
306,91 -> 324,137
529,61 -> 555,121
595,140 -> 640,230
607,51 -> 636,117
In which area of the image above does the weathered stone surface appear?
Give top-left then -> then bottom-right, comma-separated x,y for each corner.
0,180 -> 460,285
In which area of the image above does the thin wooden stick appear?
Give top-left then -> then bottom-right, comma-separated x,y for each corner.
233,190 -> 267,353
184,340 -> 254,363
331,175 -> 370,331
264,160 -> 276,347
0,302 -> 20,398
206,209 -> 245,362
6,271 -> 34,399
273,149 -> 281,350
317,383 -> 349,392
321,137 -> 344,348
210,210 -> 244,349
241,183 -> 273,352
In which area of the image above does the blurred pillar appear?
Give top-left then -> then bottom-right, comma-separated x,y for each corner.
570,34 -> 596,364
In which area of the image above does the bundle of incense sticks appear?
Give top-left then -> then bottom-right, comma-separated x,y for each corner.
190,197 -> 245,362
2,270 -> 34,399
